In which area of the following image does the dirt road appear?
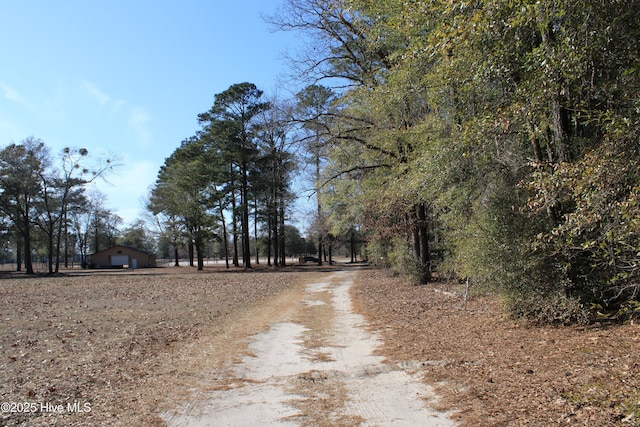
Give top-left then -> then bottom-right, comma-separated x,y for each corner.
162,269 -> 456,426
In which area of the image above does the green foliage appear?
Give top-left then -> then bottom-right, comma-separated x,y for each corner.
118,220 -> 156,254
526,123 -> 640,319
150,83 -> 298,269
149,136 -> 220,269
279,0 -> 640,322
382,236 -> 428,283
362,237 -> 391,267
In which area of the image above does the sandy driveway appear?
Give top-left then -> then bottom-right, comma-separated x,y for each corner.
162,269 -> 456,426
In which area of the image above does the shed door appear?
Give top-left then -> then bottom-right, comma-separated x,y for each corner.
111,255 -> 129,266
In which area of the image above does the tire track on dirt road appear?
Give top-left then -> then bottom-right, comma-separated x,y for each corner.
163,269 -> 456,426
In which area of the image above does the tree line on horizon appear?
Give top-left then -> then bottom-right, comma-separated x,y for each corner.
147,82 -> 356,270
0,139 -> 122,273
149,82 -> 294,270
0,82 -> 333,274
0,132 -> 320,273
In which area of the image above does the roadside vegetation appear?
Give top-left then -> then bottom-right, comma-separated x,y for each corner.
267,0 -> 640,324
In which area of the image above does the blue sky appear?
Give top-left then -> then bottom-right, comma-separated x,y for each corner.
0,1 -> 308,226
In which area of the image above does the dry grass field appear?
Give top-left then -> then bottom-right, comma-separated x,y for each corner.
1,264 -> 639,426
0,266 -> 310,426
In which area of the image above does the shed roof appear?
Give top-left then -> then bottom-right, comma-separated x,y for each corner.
91,244 -> 155,257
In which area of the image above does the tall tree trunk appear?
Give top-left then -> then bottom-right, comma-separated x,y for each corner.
531,134 -> 544,164
231,187 -> 239,267
279,200 -> 286,266
317,235 -> 324,264
254,198 -> 259,265
266,204 -> 273,266
411,206 -> 421,263
195,234 -> 204,271
350,229 -> 356,263
417,203 -> 431,283
54,198 -> 67,273
272,201 -> 279,267
15,235 -> 22,272
47,221 -> 55,274
63,212 -> 69,268
315,143 -> 323,266
188,240 -> 194,267
241,161 -> 251,269
411,204 -> 431,283
412,225 -> 421,261
539,12 -> 571,164
551,96 -> 570,163
54,214 -> 63,273
219,199 -> 230,269
23,217 -> 34,274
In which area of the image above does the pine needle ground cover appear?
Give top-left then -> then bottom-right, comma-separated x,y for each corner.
353,269 -> 640,426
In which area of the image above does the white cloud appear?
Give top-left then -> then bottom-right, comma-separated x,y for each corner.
0,81 -> 41,117
81,80 -> 111,106
0,81 -> 51,137
79,80 -> 152,146
0,82 -> 29,105
128,107 -> 152,146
